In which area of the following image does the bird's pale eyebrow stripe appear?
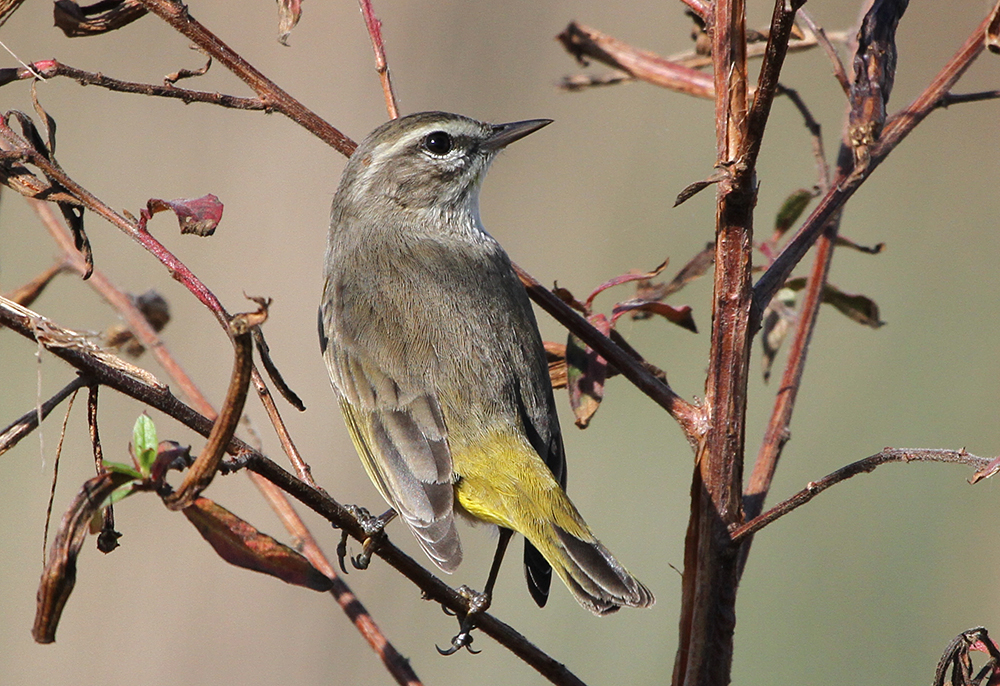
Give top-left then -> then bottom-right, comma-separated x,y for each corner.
378,124 -> 459,158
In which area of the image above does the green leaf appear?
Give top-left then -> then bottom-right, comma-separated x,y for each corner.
132,414 -> 157,477
102,461 -> 143,480
774,188 -> 815,236
105,482 -> 140,507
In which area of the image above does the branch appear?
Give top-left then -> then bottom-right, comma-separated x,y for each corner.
732,448 -> 995,542
513,264 -> 704,444
0,296 -> 588,686
6,59 -> 268,110
752,6 -> 996,323
136,0 -> 357,156
0,375 -> 88,457
358,0 -> 398,119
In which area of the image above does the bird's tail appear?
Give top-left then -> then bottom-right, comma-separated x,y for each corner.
528,515 -> 655,615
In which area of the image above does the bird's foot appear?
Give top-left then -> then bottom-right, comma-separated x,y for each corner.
437,585 -> 491,656
336,505 -> 396,573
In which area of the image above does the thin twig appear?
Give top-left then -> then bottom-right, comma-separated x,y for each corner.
513,264 -> 704,444
136,0 -> 357,156
0,375 -> 87,457
732,448 -> 994,541
776,84 -> 830,191
798,9 -> 851,95
42,385 -> 81,564
0,297 -> 587,686
12,60 -> 269,110
753,9 -> 995,324
358,0 -> 398,119
936,90 -> 1000,107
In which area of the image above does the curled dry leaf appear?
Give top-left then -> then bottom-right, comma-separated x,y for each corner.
784,277 -> 885,328
848,0 -> 909,166
34,470 -> 137,643
183,497 -> 332,592
277,0 -> 302,46
612,300 -> 698,333
987,2 -> 1000,54
566,314 -> 612,428
760,291 -> 797,383
141,194 -> 224,237
104,289 -> 171,357
53,0 -> 148,38
933,627 -> 1000,686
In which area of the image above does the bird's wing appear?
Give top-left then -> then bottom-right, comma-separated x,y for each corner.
320,308 -> 462,573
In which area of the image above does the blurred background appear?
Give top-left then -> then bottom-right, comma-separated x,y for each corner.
1,1 -> 998,684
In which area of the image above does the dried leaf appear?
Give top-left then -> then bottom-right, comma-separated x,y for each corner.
988,3 -> 1000,54
141,194 -> 224,237
675,168 -> 728,207
636,242 -> 715,304
565,314 -> 611,428
835,235 -> 885,254
585,259 -> 669,308
33,471 -> 137,643
53,0 -> 148,37
276,0 -> 302,46
183,498 -> 333,592
103,289 -> 171,357
848,0 -> 909,164
760,290 -> 797,382
164,57 -> 211,85
785,278 -> 885,328
611,300 -> 697,332
933,628 -> 1000,686
3,261 -> 68,307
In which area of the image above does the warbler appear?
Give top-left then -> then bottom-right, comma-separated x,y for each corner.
319,111 -> 653,616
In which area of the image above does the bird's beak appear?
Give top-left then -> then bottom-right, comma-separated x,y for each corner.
483,118 -> 552,150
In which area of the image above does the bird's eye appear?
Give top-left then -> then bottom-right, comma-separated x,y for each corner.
423,131 -> 453,155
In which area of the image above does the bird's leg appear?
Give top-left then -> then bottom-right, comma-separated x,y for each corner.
438,528 -> 514,656
336,505 -> 397,573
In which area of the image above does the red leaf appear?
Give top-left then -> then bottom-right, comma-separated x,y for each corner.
140,194 -> 224,237
183,498 -> 332,592
611,300 -> 697,333
585,259 -> 669,309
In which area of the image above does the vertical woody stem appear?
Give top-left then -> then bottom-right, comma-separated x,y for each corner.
673,0 -> 753,684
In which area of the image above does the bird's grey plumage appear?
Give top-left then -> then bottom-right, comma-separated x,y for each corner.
320,113 -> 561,576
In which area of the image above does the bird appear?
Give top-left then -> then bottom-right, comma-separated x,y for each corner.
319,111 -> 654,620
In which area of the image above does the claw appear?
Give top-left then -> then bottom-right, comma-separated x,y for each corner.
437,585 -> 491,656
337,505 -> 396,571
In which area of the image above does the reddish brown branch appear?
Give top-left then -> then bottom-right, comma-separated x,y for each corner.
9,60 -> 268,110
557,22 -> 715,99
359,0 -> 398,119
163,306 -> 263,510
753,8 -> 995,323
0,375 -> 88,457
732,448 -> 994,542
136,0 -> 357,156
513,264 -> 704,444
674,0 -> 753,683
0,297 -> 587,686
